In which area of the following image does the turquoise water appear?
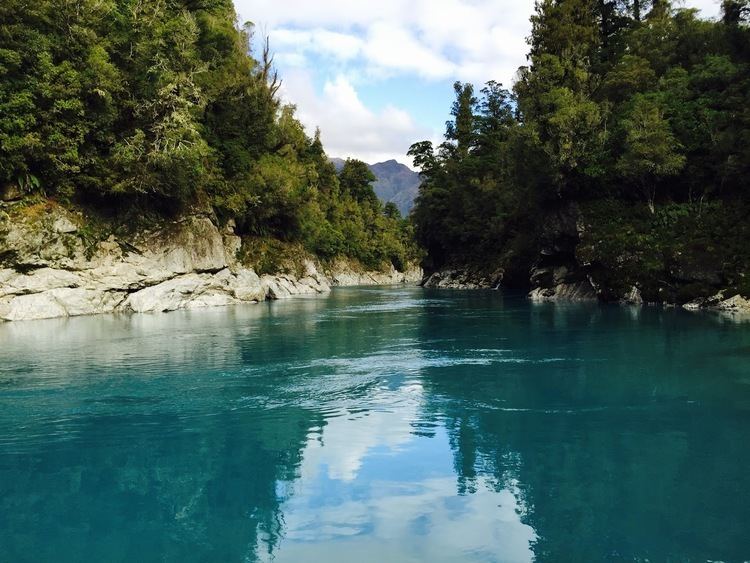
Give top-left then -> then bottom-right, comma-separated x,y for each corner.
1,288 -> 749,562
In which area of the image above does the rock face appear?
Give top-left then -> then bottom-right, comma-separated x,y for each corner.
327,259 -> 423,287
528,279 -> 597,302
421,267 -> 504,290
417,201 -> 748,310
0,204 -> 420,322
524,205 -> 600,302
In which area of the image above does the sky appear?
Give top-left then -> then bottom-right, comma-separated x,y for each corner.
232,0 -> 723,166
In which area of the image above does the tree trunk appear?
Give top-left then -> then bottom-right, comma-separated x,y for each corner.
642,180 -> 656,214
599,0 -> 609,50
647,184 -> 656,214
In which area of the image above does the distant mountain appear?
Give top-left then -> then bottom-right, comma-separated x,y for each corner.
330,158 -> 421,216
330,157 -> 346,172
369,160 -> 421,216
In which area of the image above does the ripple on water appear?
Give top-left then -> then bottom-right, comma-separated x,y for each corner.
1,287 -> 750,562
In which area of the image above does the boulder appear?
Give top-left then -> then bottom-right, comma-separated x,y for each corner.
529,280 -> 598,302
0,292 -> 68,321
53,216 -> 78,234
1,184 -> 23,202
122,274 -> 219,313
622,286 -> 643,305
229,269 -> 265,302
261,273 -> 330,299
139,216 -> 227,274
717,294 -> 750,313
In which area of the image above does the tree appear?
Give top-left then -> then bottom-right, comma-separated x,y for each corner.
338,159 -> 378,206
617,96 -> 685,212
384,202 -> 401,220
722,0 -> 750,25
0,0 -> 420,273
444,82 -> 477,158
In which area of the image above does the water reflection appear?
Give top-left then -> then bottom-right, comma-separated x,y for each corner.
1,289 -> 749,561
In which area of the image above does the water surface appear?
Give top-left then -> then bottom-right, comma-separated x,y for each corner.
1,288 -> 749,561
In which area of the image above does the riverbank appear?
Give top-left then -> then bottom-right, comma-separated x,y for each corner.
422,265 -> 750,315
0,201 -> 421,322
420,201 -> 750,316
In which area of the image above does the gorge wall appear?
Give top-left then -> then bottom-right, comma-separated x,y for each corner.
421,204 -> 750,316
0,203 -> 421,322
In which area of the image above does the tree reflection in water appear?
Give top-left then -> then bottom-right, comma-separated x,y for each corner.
1,289 -> 749,561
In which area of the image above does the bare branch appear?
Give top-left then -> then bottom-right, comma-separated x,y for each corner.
261,36 -> 281,98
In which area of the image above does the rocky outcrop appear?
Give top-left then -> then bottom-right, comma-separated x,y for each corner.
417,201 -> 748,310
260,259 -> 330,299
327,259 -> 422,287
528,279 -> 597,302
524,205 -> 601,302
0,204 -> 419,322
621,286 -> 644,305
683,292 -> 750,315
421,267 -> 504,289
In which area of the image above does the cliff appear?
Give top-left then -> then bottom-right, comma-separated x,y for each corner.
0,201 -> 421,322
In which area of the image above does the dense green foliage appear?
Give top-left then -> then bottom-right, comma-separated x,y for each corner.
0,0 -> 416,270
411,0 -> 750,299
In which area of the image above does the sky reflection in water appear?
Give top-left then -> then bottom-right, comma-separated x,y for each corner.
1,288 -> 749,562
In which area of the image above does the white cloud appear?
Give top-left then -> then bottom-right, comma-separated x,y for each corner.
363,22 -> 458,80
233,0 -> 536,163
266,476 -> 537,563
272,28 -> 364,61
237,0 -> 723,83
234,0 -> 724,164
280,70 -> 436,164
683,0 -> 722,18
238,0 -> 535,85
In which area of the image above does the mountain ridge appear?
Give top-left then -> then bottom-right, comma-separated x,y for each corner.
330,158 -> 420,216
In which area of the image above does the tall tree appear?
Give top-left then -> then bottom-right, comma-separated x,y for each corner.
618,96 -> 685,212
444,82 -> 477,159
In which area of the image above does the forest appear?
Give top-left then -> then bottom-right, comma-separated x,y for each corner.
0,0 -> 417,272
4,0 -> 750,301
411,0 -> 750,302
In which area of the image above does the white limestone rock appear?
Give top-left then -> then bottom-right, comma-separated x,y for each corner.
0,268 -> 82,298
622,286 -> 643,305
122,274 -> 220,314
137,216 -> 227,274
52,216 -> 78,234
0,292 -> 68,322
0,206 -> 423,322
229,269 -> 265,302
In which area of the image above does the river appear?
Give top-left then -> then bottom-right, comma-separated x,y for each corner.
1,287 -> 749,561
